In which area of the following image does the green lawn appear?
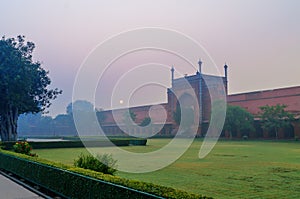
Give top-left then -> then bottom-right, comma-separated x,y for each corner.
34,139 -> 300,199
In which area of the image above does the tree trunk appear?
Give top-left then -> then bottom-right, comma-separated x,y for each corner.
0,105 -> 18,142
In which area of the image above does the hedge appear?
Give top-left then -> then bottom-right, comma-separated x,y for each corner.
2,138 -> 147,150
0,150 -> 210,199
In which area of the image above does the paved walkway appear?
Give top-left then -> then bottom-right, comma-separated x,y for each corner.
0,174 -> 43,199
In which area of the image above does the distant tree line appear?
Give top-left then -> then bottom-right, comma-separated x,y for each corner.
18,100 -> 105,137
18,100 -> 295,139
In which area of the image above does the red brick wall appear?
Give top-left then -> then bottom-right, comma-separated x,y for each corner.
228,86 -> 300,115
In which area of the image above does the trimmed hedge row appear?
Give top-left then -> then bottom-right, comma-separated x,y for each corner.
0,150 -> 210,199
2,138 -> 147,150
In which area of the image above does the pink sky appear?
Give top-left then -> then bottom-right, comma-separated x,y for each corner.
1,0 -> 300,116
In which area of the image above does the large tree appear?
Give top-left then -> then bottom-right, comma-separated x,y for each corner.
259,104 -> 294,139
224,105 -> 254,138
66,100 -> 94,115
0,35 -> 61,141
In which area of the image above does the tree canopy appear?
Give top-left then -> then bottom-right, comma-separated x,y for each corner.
123,110 -> 136,126
259,104 -> 294,139
0,35 -> 61,141
66,100 -> 94,115
139,117 -> 151,127
224,105 -> 254,138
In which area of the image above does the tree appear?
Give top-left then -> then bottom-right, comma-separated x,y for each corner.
53,114 -> 76,136
18,113 -> 53,136
224,105 -> 254,139
259,104 -> 294,139
0,35 -> 61,141
123,110 -> 136,125
139,117 -> 151,127
66,100 -> 94,115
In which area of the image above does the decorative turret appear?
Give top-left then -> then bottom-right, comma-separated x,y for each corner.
198,59 -> 202,74
224,63 -> 228,80
224,63 -> 228,94
171,66 -> 175,87
198,58 -> 203,126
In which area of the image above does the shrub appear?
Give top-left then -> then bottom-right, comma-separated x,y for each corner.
13,141 -> 31,154
1,138 -> 146,150
242,135 -> 248,140
74,153 -> 117,175
13,141 -> 37,157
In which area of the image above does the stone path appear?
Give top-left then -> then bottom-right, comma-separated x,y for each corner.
0,174 -> 44,199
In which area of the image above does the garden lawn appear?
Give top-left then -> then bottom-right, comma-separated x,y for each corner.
34,139 -> 300,199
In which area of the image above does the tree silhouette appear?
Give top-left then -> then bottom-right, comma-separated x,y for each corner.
0,35 -> 61,141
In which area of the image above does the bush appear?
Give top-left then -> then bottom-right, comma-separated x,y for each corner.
1,138 -> 147,150
74,153 -> 117,175
242,135 -> 248,140
13,141 -> 37,157
129,139 -> 147,146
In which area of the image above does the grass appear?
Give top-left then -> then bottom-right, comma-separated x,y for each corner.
34,139 -> 300,199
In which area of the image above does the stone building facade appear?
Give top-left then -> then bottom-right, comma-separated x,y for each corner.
99,61 -> 300,139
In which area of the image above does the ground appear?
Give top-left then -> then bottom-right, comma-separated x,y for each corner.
34,139 -> 300,199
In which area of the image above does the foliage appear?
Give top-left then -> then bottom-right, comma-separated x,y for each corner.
53,113 -> 76,135
0,35 -> 61,141
66,100 -> 94,115
13,141 -> 37,157
18,113 -> 56,136
2,138 -> 146,150
139,117 -> 151,127
259,104 -> 294,139
0,149 -> 208,199
242,135 -> 248,140
123,110 -> 137,125
96,108 -> 107,124
18,101 -> 99,137
224,105 -> 255,138
74,153 -> 117,175
13,141 -> 31,154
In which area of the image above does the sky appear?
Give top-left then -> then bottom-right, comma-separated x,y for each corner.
1,0 -> 300,117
